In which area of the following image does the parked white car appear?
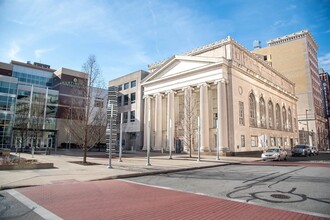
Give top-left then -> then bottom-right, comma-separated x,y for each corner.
310,146 -> 319,155
261,147 -> 287,161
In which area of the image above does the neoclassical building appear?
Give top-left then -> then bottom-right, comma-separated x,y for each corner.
141,36 -> 299,155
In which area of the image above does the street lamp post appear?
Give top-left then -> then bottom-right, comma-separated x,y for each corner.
108,103 -> 113,169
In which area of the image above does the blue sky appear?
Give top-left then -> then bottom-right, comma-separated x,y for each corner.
0,0 -> 329,83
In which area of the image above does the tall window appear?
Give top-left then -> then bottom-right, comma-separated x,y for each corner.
124,82 -> 129,90
275,104 -> 281,130
268,101 -> 274,129
241,135 -> 245,147
131,80 -> 136,88
123,112 -> 128,123
287,108 -> 292,131
239,101 -> 244,125
251,136 -> 258,147
130,111 -> 135,122
282,106 -> 287,131
213,113 -> 218,128
124,94 -> 128,105
131,92 -> 136,104
260,97 -> 266,128
249,93 -> 257,127
117,96 -> 122,106
118,85 -> 122,91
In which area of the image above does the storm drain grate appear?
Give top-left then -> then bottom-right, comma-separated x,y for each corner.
270,194 -> 290,199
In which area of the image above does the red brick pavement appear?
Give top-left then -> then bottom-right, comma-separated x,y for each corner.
18,180 -> 328,220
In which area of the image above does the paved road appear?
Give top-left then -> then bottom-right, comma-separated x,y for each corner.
1,153 -> 329,220
128,163 -> 330,218
1,178 -> 328,220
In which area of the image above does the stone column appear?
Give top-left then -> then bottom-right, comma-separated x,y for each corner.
143,95 -> 151,150
166,90 -> 175,152
154,93 -> 163,151
216,79 -> 228,155
198,83 -> 210,152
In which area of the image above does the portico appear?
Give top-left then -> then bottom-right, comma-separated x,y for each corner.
142,54 -> 230,155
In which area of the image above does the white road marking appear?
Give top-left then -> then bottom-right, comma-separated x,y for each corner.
7,189 -> 63,220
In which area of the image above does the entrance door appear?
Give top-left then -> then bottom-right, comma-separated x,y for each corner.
48,138 -> 53,148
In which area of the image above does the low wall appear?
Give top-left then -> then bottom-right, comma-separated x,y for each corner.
0,162 -> 54,170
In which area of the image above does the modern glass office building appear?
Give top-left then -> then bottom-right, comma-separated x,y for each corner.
0,60 -> 107,150
0,61 -> 59,149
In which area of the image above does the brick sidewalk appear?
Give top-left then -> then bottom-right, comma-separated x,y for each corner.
16,179 -> 329,220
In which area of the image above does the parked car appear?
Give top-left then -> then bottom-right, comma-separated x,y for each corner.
292,145 -> 311,157
310,146 -> 319,155
261,147 -> 287,161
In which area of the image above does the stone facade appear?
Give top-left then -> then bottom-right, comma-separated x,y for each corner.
253,30 -> 326,149
142,37 -> 299,155
109,70 -> 149,151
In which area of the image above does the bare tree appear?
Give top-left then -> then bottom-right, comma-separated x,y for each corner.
29,94 -> 47,151
181,88 -> 198,158
13,102 -> 30,152
65,55 -> 106,164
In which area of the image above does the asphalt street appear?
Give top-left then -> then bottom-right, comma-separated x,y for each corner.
128,163 -> 330,217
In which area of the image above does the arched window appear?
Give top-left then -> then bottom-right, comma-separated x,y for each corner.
282,106 -> 287,131
268,101 -> 274,129
249,93 -> 257,127
288,108 -> 292,131
260,97 -> 266,128
275,104 -> 281,130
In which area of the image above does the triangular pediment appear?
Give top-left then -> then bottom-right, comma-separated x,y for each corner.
143,55 -> 221,83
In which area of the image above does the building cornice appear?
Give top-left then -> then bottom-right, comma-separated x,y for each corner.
148,36 -> 232,71
267,30 -> 318,50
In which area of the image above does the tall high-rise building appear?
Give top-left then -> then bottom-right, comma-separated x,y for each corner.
319,68 -> 330,149
253,30 -> 325,149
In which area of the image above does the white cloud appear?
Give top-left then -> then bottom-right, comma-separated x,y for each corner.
319,53 -> 330,73
7,42 -> 20,60
34,48 -> 54,59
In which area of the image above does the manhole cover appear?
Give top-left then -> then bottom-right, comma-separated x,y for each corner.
270,194 -> 290,199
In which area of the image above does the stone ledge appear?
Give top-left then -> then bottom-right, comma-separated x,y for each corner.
0,162 -> 54,170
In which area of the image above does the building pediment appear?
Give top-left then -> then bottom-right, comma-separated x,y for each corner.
142,55 -> 222,84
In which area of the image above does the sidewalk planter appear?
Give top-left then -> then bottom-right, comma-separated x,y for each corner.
0,148 -> 11,156
0,162 -> 54,170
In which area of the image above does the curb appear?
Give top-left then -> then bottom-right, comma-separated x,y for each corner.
93,162 -> 235,181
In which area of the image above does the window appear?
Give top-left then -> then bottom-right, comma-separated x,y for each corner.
282,106 -> 287,131
263,55 -> 267,61
251,136 -> 258,147
260,97 -> 266,128
117,96 -> 122,106
123,112 -> 128,123
124,94 -> 128,105
94,100 -> 103,108
268,101 -> 274,129
213,113 -> 218,128
239,101 -> 244,125
118,85 -> 122,91
130,111 -> 135,122
288,108 -> 292,131
241,135 -> 245,147
275,104 -> 281,130
131,80 -> 136,88
270,137 -> 276,146
124,82 -> 129,90
131,92 -> 136,104
249,93 -> 257,127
